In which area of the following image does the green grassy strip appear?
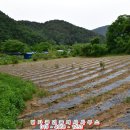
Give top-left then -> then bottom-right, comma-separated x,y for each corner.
0,73 -> 36,129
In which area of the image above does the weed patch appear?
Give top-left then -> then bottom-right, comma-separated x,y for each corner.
0,73 -> 36,129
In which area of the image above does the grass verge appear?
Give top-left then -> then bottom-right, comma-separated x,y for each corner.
0,73 -> 36,129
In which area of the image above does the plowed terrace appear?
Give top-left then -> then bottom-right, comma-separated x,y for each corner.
0,56 -> 130,129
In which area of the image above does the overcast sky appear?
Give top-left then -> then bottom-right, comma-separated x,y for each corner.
0,0 -> 130,29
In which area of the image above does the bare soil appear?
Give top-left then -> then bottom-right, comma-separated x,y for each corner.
0,56 -> 130,129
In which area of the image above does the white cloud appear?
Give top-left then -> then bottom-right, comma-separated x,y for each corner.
0,0 -> 130,29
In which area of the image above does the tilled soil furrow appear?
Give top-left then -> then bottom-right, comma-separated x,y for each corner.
31,60 -> 103,82
1,56 -> 130,129
34,59 -> 113,85
38,69 -> 127,104
19,75 -> 130,120
36,58 -> 120,85
23,57 -> 128,82
20,58 -> 105,78
69,90 -> 130,120
22,59 -> 112,81
0,60 -> 80,76
0,57 -> 126,81
21,61 -> 91,78
48,60 -> 130,92
0,56 -> 128,76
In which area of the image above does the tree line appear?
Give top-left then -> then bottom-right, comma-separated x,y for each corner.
0,14 -> 130,59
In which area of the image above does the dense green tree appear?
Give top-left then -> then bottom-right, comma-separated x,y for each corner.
72,43 -> 87,56
32,42 -> 53,52
106,15 -> 130,53
90,37 -> 100,45
81,44 -> 93,56
91,44 -> 108,56
1,39 -> 29,53
125,39 -> 130,54
72,43 -> 108,57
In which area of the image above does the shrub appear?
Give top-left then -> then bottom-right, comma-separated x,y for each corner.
79,66 -> 82,70
81,44 -> 93,56
72,43 -> 108,57
1,39 -> 28,53
12,58 -> 19,64
32,57 -> 38,61
55,64 -> 59,69
72,44 -> 86,56
0,54 -> 22,65
92,44 -> 108,56
3,59 -> 8,65
43,55 -> 49,60
32,53 -> 49,60
71,64 -> 75,69
100,61 -> 105,70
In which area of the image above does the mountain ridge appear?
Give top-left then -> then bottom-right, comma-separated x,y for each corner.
92,25 -> 109,36
0,10 -> 104,45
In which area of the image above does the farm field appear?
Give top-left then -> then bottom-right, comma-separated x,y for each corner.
0,56 -> 130,129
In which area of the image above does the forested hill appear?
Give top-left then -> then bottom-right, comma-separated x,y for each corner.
92,25 -> 109,36
0,11 -> 47,44
0,10 -> 104,45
